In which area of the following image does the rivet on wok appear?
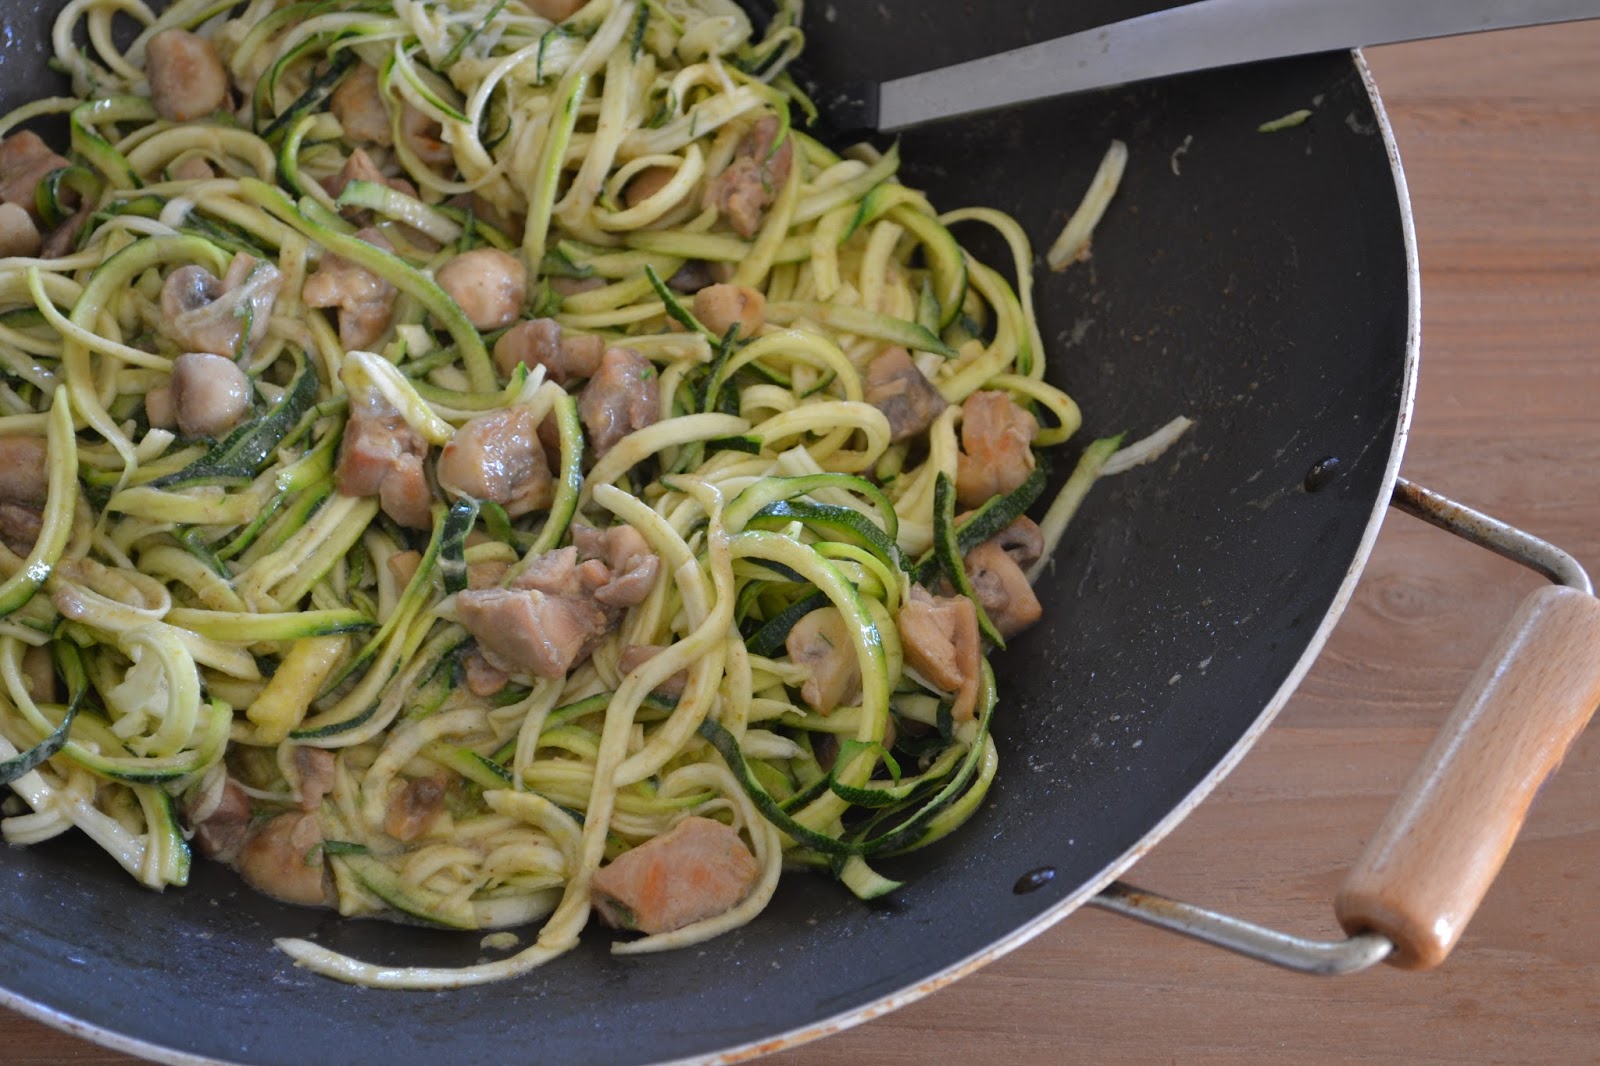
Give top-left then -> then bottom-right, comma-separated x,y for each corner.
1013,866 -> 1057,894
1303,456 -> 1342,493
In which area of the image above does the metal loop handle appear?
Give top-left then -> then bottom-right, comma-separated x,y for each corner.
1088,477 -> 1600,975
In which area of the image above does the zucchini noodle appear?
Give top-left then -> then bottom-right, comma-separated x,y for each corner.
0,0 -> 1126,990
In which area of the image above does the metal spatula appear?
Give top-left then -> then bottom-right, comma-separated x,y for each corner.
817,0 -> 1600,133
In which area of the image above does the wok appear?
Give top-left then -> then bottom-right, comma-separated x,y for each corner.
2,2 -> 1594,1063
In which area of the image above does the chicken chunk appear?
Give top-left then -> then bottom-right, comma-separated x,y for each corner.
897,585 -> 981,722
400,103 -> 454,168
578,347 -> 659,455
237,811 -> 331,907
455,586 -> 609,679
0,436 -> 48,555
693,283 -> 764,340
785,606 -> 861,714
168,352 -> 251,439
292,746 -> 336,812
865,346 -> 947,442
329,63 -> 393,147
437,248 -> 525,331
590,816 -> 760,935
704,114 -> 793,238
186,777 -> 253,864
528,0 -> 589,20
302,227 -> 398,350
964,517 -> 1043,639
0,203 -> 40,258
336,397 -> 433,528
463,649 -> 509,697
436,406 -> 553,517
955,391 -> 1037,508
572,522 -> 660,608
493,317 -> 604,385
320,147 -> 418,205
159,253 -> 283,359
146,29 -> 229,122
0,132 -> 70,220
20,644 -> 57,704
383,774 -> 448,843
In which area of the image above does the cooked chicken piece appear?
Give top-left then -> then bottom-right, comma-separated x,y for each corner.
463,649 -> 509,697
529,0 -> 589,20
329,63 -> 393,147
455,586 -> 609,679
144,386 -> 175,429
186,777 -> 252,864
667,260 -> 713,294
512,544 -> 608,598
896,585 -> 981,721
624,165 -> 676,208
436,248 -> 525,331
0,436 -> 48,555
302,226 -> 398,350
335,397 -> 433,528
0,132 -> 70,219
0,505 -> 41,556
0,203 -> 40,258
40,203 -> 90,259
237,811 -> 331,907
493,317 -> 604,385
320,147 -> 418,205
20,645 -> 57,704
704,114 -> 793,238
170,156 -> 215,182
292,746 -> 336,812
693,283 -> 764,340
571,522 -> 660,608
400,103 -> 453,168
617,644 -> 688,699
865,346 -> 947,442
383,774 -> 448,843
964,517 -> 1043,639
168,352 -> 251,439
578,347 -> 659,455
590,816 -> 760,935
785,607 -> 861,714
146,29 -> 229,122
436,406 -> 553,517
387,548 -> 423,590
159,252 -> 282,359
955,391 -> 1038,508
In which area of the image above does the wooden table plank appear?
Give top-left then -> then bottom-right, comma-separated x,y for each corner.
7,20 -> 1600,1066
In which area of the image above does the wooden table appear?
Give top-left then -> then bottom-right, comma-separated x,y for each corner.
8,22 -> 1600,1066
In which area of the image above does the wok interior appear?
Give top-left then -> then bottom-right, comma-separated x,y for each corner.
0,3 -> 1410,1063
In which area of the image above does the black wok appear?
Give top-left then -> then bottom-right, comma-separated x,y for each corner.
0,2 -> 1420,1062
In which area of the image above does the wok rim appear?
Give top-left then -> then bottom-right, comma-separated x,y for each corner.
0,49 -> 1422,1066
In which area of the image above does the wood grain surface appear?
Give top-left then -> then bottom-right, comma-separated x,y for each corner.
7,22 -> 1600,1066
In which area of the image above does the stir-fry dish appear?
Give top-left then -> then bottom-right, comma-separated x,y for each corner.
0,0 -> 1145,988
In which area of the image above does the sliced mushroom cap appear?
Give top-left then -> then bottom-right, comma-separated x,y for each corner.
159,253 -> 283,359
383,774 -> 449,843
145,29 -> 230,123
865,346 -> 947,442
169,352 -> 251,439
964,530 -> 1043,640
693,283 -> 765,340
0,437 -> 49,505
292,746 -> 337,812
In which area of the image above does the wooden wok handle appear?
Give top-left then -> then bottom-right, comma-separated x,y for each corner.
1334,584 -> 1600,969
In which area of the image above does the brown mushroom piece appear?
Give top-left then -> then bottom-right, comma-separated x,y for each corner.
302,226 -> 398,350
954,390 -> 1038,509
493,317 -> 604,385
692,283 -> 765,340
436,248 -> 525,331
0,131 -> 71,220
704,114 -> 793,238
590,815 -> 760,935
0,436 -> 49,555
399,103 -> 454,168
0,203 -> 40,258
170,157 -> 215,182
329,63 -> 393,147
145,29 -> 230,123
528,0 -> 589,20
578,347 -> 660,455
864,346 -> 947,442
186,777 -> 252,864
159,252 -> 283,359
236,811 -> 332,907
896,585 -> 981,722
168,352 -> 251,439
436,406 -> 553,517
335,396 -> 433,529
292,746 -> 337,812
785,606 -> 861,714
383,774 -> 448,843
964,517 -> 1044,639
